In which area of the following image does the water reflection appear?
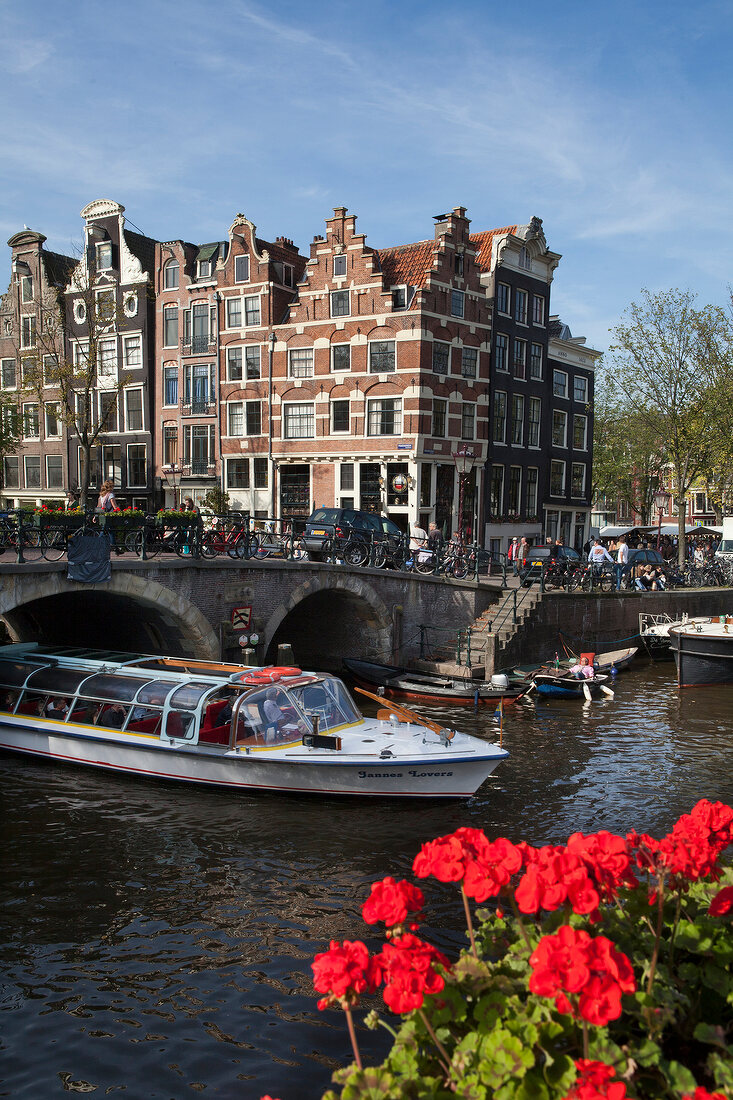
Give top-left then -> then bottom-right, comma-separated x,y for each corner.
2,660 -> 732,1098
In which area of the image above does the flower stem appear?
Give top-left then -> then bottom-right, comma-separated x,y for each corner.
418,1008 -> 452,1075
668,890 -> 682,968
344,1005 -> 362,1070
508,891 -> 533,951
461,884 -> 477,957
646,875 -> 666,998
582,1020 -> 589,1060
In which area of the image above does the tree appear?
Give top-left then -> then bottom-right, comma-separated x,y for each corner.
610,288 -> 733,564
0,397 -> 21,497
18,249 -> 128,510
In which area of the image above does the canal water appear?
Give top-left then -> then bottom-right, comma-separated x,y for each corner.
2,658 -> 732,1099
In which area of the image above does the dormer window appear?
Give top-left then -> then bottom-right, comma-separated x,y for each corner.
333,254 -> 347,277
97,243 -> 113,270
519,246 -> 531,270
198,260 -> 212,280
273,261 -> 294,288
20,275 -> 33,302
164,259 -> 179,289
392,285 -> 414,310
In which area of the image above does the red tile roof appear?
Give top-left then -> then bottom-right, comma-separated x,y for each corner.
469,226 -> 518,272
376,240 -> 436,288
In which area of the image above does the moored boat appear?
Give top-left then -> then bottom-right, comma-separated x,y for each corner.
669,616 -> 733,687
532,670 -> 612,699
342,658 -> 528,704
0,644 -> 508,799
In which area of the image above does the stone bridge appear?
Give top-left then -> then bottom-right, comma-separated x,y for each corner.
0,558 -> 504,667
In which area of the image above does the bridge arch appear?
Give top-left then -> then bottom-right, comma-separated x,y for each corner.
262,573 -> 394,669
0,573 -> 220,659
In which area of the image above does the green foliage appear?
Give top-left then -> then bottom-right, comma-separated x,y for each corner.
202,486 -> 230,515
322,871 -> 733,1100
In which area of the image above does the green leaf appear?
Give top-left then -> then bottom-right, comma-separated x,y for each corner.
702,961 -> 731,997
662,1060 -> 698,1095
631,1039 -> 663,1068
477,1028 -> 535,1088
708,1050 -> 733,1092
694,1022 -> 728,1048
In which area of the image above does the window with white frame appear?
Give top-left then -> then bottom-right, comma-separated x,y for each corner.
97,242 -> 112,270
45,402 -> 60,438
340,463 -> 354,491
694,491 -> 708,513
253,457 -> 267,488
227,402 -> 244,436
450,290 -> 464,318
128,444 -> 147,487
273,262 -> 294,287
162,306 -> 178,348
46,454 -> 63,488
99,338 -> 117,376
43,355 -> 56,386
163,366 -> 178,406
182,424 -> 215,471
99,391 -> 117,432
4,456 -> 19,488
24,455 -> 40,488
234,255 -> 250,283
333,254 -> 347,277
490,466 -> 504,515
20,315 -> 35,348
96,289 -> 115,322
497,283 -> 510,315
461,402 -> 475,441
74,341 -> 89,368
246,401 -> 262,435
514,289 -> 528,324
184,363 -> 215,408
21,275 -> 33,302
367,398 -> 401,436
552,409 -> 568,447
533,295 -> 545,325
495,333 -> 508,372
245,346 -> 261,379
508,466 -> 522,513
226,458 -> 249,488
1,359 -> 17,389
244,296 -> 261,326
123,334 -> 142,368
163,426 -> 178,465
22,403 -> 39,438
225,298 -> 241,329
526,467 -> 538,515
330,290 -> 350,317
573,414 -> 587,450
284,402 -> 315,439
21,358 -> 36,385
530,342 -> 543,379
197,259 -> 212,280
331,399 -> 350,433
513,339 -> 527,379
392,285 -> 409,309
511,395 -> 524,445
553,369 -> 568,398
528,396 -> 541,447
226,347 -> 242,381
574,375 -> 588,402
550,460 -> 565,495
73,299 -> 86,324
432,398 -> 446,437
461,347 -> 477,378
125,389 -> 143,432
432,342 -> 450,375
369,340 -> 395,373
493,391 -> 507,443
164,258 -> 179,289
289,347 -> 314,378
571,463 -> 586,497
332,344 -> 350,372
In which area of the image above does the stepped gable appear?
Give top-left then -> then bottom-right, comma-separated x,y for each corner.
469,225 -> 519,273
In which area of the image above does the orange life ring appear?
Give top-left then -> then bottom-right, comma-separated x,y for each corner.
240,668 -> 283,685
269,666 -> 302,678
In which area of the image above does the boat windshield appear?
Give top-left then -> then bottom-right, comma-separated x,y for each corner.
288,676 -> 360,732
234,684 -> 310,746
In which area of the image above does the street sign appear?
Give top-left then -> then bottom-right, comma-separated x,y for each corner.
231,606 -> 251,630
238,635 -> 249,647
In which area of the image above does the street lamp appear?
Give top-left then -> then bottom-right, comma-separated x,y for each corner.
652,486 -> 671,550
162,464 -> 181,509
452,445 -> 478,546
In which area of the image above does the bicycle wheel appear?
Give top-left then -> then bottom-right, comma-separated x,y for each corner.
17,528 -> 43,561
199,531 -> 218,558
372,544 -> 388,569
451,555 -> 468,579
42,526 -> 67,561
415,554 -> 435,575
344,540 -> 368,567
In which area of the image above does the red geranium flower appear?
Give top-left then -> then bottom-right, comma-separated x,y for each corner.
375,932 -> 450,1014
529,925 -> 635,1026
362,877 -> 424,929
562,1059 -> 628,1100
682,1089 -> 729,1100
312,939 -> 380,1010
515,845 -> 600,917
708,885 -> 733,917
413,827 -> 524,902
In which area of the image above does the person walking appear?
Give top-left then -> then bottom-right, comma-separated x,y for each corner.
614,536 -> 629,590
508,536 -> 520,575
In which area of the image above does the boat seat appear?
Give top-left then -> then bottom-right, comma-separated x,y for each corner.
202,699 -> 229,728
127,716 -> 162,735
17,700 -> 42,715
199,724 -> 230,745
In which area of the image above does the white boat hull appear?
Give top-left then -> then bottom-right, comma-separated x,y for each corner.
0,716 -> 505,799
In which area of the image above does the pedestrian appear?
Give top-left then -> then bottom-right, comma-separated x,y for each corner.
614,536 -> 629,590
508,536 -> 520,575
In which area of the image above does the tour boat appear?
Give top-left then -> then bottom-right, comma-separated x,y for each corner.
0,644 -> 508,799
669,616 -> 733,687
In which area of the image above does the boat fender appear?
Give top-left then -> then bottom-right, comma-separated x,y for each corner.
490,673 -> 509,689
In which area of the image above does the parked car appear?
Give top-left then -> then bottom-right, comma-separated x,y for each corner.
301,508 -> 403,564
519,545 -> 581,585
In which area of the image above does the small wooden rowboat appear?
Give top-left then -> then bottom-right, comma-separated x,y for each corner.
342,659 -> 528,705
531,670 -> 613,700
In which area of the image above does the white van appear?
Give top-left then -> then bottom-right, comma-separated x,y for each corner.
714,517 -> 733,564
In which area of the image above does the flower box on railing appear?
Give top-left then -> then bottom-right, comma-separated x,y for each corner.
155,509 -> 200,526
97,510 -> 146,528
31,510 -> 86,528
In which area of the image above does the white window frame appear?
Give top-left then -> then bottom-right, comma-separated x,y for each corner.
20,315 -> 35,348
574,375 -> 589,403
227,401 -> 244,437
22,402 -> 39,439
369,340 -> 396,373
44,402 -> 61,438
553,369 -> 568,399
245,346 -> 261,380
513,339 -> 527,379
97,242 -> 113,270
529,342 -> 543,380
283,401 -> 315,439
125,388 -> 144,432
234,255 -> 250,283
573,414 -> 588,451
571,462 -> 586,497
330,398 -> 350,434
495,333 -> 509,373
492,390 -> 507,444
98,337 -> 118,377
497,283 -> 510,315
552,409 -> 568,448
432,341 -> 450,375
24,453 -> 41,488
550,459 -> 566,496
1,358 -> 17,390
244,295 -> 261,326
127,443 -> 147,488
163,365 -> 178,407
511,395 -> 524,446
528,397 -> 541,448
331,344 -> 350,372
45,453 -> 63,489
461,402 -> 475,441
508,465 -> 522,514
123,333 -> 142,368
533,295 -> 545,326
330,289 -> 350,317
226,347 -> 242,381
366,397 -> 402,437
226,297 -> 242,329
526,467 -> 539,515
164,258 -> 179,289
163,306 -> 178,348
461,347 -> 478,378
450,289 -> 465,318
288,347 -> 314,378
514,289 -> 528,325
226,457 -> 250,489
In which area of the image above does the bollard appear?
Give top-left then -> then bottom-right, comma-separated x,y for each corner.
242,647 -> 257,667
277,643 -> 296,665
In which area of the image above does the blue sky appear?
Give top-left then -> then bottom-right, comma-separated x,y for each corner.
2,0 -> 731,353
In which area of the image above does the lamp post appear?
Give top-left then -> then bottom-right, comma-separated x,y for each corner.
162,464 -> 181,509
452,445 -> 478,546
652,486 -> 671,550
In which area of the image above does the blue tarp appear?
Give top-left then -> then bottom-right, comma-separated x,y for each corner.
67,531 -> 111,583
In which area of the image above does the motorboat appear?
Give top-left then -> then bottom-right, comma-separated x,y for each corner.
0,644 -> 508,799
342,658 -> 529,705
669,616 -> 733,687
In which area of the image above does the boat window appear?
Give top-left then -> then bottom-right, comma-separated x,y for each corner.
234,685 -> 308,745
15,691 -> 47,717
0,660 -> 48,687
290,677 -> 360,731
136,680 -> 175,706
167,682 -> 212,710
0,690 -> 19,712
95,703 -> 129,729
26,667 -> 91,694
79,674 -> 153,702
164,710 -> 196,740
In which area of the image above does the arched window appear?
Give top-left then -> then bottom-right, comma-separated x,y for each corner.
164,259 -> 179,290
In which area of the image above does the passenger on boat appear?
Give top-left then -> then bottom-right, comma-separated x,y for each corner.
263,687 -> 305,741
569,657 -> 594,679
2,691 -> 18,711
96,703 -> 126,728
45,697 -> 69,719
